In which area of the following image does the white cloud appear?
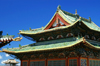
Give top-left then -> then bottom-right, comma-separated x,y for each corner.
0,55 -> 2,59
17,63 -> 20,66
5,54 -> 9,57
1,60 -> 7,64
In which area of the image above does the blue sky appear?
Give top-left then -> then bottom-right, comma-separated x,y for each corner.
0,0 -> 100,65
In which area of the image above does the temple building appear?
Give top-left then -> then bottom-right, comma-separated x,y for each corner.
2,5 -> 100,66
4,59 -> 19,66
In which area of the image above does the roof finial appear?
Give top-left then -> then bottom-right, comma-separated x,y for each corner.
89,17 -> 91,22
75,9 -> 77,14
7,33 -> 8,35
57,5 -> 61,11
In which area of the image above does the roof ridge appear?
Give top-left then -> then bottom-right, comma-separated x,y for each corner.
61,10 -> 76,17
61,10 -> 91,23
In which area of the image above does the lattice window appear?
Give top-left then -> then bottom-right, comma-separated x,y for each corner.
89,60 -> 100,66
69,59 -> 77,66
81,59 -> 87,66
22,62 -> 27,66
30,61 -> 45,66
48,60 -> 65,66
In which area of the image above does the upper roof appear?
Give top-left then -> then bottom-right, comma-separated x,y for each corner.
19,5 -> 100,35
2,37 -> 100,53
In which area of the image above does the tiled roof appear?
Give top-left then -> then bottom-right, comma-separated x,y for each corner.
2,37 -> 100,53
0,35 -> 14,42
4,59 -> 19,64
19,6 -> 100,34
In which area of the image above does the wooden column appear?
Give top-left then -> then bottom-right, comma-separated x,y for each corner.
78,56 -> 81,66
45,58 -> 47,66
66,57 -> 68,66
28,59 -> 30,66
87,56 -> 89,66
21,60 -> 22,66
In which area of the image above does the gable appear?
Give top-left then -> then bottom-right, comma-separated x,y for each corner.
44,13 -> 70,30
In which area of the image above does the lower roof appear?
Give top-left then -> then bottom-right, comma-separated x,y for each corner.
2,37 -> 100,54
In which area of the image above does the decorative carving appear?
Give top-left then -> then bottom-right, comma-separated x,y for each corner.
23,55 -> 28,60
83,37 -> 86,43
75,48 -> 85,56
48,53 -> 54,58
57,35 -> 63,39
88,51 -> 95,58
48,36 -> 54,40
58,53 -> 65,58
39,54 -> 45,59
98,53 -> 100,59
68,52 -> 77,57
13,37 -> 23,41
81,51 -> 87,57
30,55 -> 36,60
39,38 -> 45,41
84,35 -> 89,39
92,36 -> 96,40
97,38 -> 100,41
66,33 -> 73,37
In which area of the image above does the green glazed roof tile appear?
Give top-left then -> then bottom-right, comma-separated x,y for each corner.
4,37 -> 81,52
3,38 -> 100,53
20,8 -> 100,34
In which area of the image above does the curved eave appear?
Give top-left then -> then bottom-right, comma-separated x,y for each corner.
0,50 -> 2,52
81,21 -> 100,32
84,41 -> 100,50
2,39 -> 83,54
4,62 -> 19,64
19,19 -> 100,35
3,39 -> 100,54
44,12 -> 57,29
